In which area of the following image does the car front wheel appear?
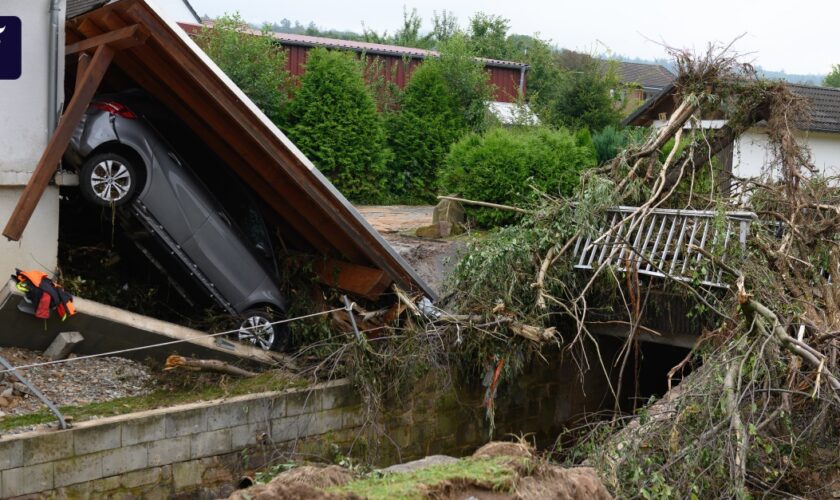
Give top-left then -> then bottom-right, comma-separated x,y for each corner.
237,308 -> 290,352
79,152 -> 139,206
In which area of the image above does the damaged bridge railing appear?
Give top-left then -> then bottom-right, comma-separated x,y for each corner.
573,206 -> 757,288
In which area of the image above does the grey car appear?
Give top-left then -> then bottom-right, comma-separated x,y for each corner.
63,91 -> 289,351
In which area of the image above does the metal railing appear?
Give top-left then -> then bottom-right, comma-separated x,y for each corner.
573,206 -> 756,288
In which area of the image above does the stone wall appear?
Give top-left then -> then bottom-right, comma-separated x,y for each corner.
0,345 -> 612,498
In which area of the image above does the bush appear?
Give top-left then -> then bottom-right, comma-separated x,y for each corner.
440,127 -> 596,226
386,61 -> 467,201
287,48 -> 391,203
591,125 -> 647,164
436,34 -> 494,132
196,14 -> 290,126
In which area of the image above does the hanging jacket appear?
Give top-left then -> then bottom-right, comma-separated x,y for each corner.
13,269 -> 76,321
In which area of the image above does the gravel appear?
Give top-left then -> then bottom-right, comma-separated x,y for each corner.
0,347 -> 154,419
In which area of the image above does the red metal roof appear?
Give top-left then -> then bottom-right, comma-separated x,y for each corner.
179,22 -> 527,70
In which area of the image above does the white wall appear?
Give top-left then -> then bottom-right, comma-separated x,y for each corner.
0,0 -> 64,274
735,128 -> 840,179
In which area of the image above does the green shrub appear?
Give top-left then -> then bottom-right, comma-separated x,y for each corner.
386,61 -> 467,201
440,127 -> 596,226
436,34 -> 494,132
592,125 -> 647,164
287,48 -> 391,203
196,14 -> 290,126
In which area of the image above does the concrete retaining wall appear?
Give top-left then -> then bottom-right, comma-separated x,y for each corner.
0,345 -> 612,498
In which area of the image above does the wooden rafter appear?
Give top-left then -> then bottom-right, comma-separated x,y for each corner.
3,44 -> 116,241
65,24 -> 147,55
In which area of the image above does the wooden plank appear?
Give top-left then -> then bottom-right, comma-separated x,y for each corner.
65,24 -> 146,55
3,45 -> 114,241
311,258 -> 392,300
74,53 -> 90,90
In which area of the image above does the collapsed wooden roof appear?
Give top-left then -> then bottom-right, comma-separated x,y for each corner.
7,0 -> 434,301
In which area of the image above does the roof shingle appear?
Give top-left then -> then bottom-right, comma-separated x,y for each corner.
788,84 -> 840,134
615,61 -> 675,90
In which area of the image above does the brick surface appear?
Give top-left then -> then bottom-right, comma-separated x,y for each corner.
1,462 -> 53,497
165,408 -> 207,438
0,439 -> 23,469
22,431 -> 73,465
54,453 -> 102,488
206,402 -> 248,431
270,415 -> 306,442
122,414 -> 166,446
100,443 -> 148,476
147,436 -> 191,466
284,389 -> 322,417
172,459 -> 203,490
230,422 -> 269,450
190,428 -> 232,459
74,421 -> 121,455
120,466 -> 163,488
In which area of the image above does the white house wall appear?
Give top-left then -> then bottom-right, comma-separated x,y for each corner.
0,0 -> 64,274
735,128 -> 840,179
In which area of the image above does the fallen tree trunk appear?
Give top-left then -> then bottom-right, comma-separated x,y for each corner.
164,355 -> 258,377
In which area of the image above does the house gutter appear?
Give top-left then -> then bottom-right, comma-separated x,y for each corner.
519,65 -> 528,98
47,0 -> 62,137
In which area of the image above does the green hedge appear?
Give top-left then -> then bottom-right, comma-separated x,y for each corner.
439,127 -> 596,226
287,48 -> 391,204
386,61 -> 466,201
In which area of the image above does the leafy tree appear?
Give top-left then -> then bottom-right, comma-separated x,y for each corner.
287,48 -> 391,203
531,50 -> 621,131
197,14 -> 290,126
435,34 -> 494,132
431,10 -> 459,43
824,65 -> 840,88
592,125 -> 647,164
386,61 -> 467,200
468,12 -> 512,60
440,127 -> 597,226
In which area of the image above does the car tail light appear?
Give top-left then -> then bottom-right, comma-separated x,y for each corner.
92,100 -> 137,119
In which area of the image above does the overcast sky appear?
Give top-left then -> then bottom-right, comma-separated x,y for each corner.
181,0 -> 836,75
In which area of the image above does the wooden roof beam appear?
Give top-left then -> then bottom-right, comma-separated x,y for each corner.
3,44 -> 115,241
65,24 -> 147,55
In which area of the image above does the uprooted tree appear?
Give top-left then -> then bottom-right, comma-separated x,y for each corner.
291,42 -> 838,497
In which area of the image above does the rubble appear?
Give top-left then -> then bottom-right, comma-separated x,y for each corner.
0,347 -> 153,422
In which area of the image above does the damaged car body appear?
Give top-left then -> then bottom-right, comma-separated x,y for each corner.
63,90 -> 290,351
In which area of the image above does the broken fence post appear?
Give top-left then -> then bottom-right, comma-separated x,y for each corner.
43,331 -> 84,361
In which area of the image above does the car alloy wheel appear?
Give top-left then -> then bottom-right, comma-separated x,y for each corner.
90,159 -> 132,203
238,314 -> 276,351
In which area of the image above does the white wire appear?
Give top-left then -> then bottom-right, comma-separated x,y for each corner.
0,306 -> 348,375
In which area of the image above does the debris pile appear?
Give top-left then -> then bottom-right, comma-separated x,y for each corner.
0,347 -> 153,422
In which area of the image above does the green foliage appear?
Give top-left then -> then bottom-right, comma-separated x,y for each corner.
440,127 -> 597,226
287,48 -> 391,203
467,12 -> 513,60
531,50 -> 621,132
592,125 -> 647,164
386,61 -> 467,200
197,14 -> 291,126
823,64 -> 840,88
436,34 -> 495,132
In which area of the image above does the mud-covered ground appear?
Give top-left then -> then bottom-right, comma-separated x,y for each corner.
357,205 -> 467,296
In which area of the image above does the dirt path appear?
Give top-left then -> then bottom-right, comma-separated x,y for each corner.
356,205 -> 434,233
356,205 -> 464,296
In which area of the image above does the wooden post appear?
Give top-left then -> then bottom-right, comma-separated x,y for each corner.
3,44 -> 114,241
75,52 -> 90,90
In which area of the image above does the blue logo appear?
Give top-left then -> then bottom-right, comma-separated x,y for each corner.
0,17 -> 22,80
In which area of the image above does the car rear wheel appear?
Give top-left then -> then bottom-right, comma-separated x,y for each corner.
79,152 -> 139,206
237,308 -> 290,352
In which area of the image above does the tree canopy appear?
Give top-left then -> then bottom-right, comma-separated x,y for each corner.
287,48 -> 391,203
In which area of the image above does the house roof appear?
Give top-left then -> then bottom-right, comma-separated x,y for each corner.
182,23 -> 527,70
624,82 -> 840,134
786,84 -> 840,133
614,61 -> 675,90
65,0 -> 436,300
66,0 -> 108,18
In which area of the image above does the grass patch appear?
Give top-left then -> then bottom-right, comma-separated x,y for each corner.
332,456 -> 524,499
0,370 -> 307,432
